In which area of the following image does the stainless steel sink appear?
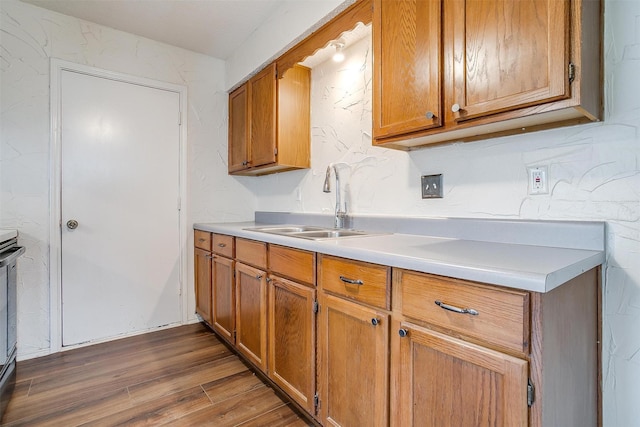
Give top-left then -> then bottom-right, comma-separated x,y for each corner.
244,225 -> 379,240
244,225 -> 327,234
288,230 -> 371,240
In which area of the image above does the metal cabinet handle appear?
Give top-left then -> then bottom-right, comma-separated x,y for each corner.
451,103 -> 463,113
256,274 -> 263,280
198,238 -> 206,242
266,277 -> 272,283
435,300 -> 479,316
371,318 -> 381,326
425,111 -> 436,119
218,243 -> 226,248
66,219 -> 79,230
398,329 -> 409,338
339,276 -> 363,286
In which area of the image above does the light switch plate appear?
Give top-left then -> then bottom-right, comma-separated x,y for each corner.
421,174 -> 443,198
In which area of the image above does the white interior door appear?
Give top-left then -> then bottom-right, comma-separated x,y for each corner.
61,70 -> 182,346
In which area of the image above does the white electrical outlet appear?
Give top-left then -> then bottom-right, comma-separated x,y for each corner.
527,166 -> 549,195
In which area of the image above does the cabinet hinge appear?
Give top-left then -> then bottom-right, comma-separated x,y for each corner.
233,330 -> 237,341
314,392 -> 320,413
568,62 -> 575,84
313,300 -> 319,314
274,148 -> 278,156
527,379 -> 535,407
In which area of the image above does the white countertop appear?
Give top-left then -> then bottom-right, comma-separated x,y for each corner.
193,220 -> 604,293
0,229 -> 18,242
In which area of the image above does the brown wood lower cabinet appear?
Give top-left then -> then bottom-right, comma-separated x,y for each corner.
194,247 -> 213,324
268,274 -> 316,414
317,293 -> 389,427
196,230 -> 599,427
212,254 -> 235,343
390,319 -> 529,426
235,262 -> 268,371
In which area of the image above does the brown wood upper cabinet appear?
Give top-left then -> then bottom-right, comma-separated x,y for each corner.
228,63 -> 311,176
373,0 -> 602,149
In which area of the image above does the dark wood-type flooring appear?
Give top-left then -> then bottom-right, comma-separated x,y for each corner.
2,323 -> 311,426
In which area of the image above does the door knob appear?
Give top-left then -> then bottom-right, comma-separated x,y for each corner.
66,219 -> 79,230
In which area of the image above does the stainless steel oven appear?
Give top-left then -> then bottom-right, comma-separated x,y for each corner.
0,236 -> 24,421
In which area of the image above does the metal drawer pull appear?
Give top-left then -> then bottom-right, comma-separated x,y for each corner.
256,274 -> 263,279
198,238 -> 206,242
435,300 -> 479,316
398,329 -> 408,338
371,318 -> 381,326
218,243 -> 226,248
339,276 -> 363,285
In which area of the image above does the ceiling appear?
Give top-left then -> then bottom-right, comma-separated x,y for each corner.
20,0 -> 285,59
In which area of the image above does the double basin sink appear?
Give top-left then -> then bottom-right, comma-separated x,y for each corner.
244,225 -> 377,240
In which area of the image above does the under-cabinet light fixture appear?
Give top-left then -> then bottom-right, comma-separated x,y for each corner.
332,39 -> 345,62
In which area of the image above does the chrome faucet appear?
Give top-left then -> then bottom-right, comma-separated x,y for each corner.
323,163 -> 348,229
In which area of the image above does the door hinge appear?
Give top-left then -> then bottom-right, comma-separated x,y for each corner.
178,110 -> 182,125
177,196 -> 181,211
314,392 -> 320,413
313,300 -> 319,314
568,62 -> 575,84
527,379 -> 535,407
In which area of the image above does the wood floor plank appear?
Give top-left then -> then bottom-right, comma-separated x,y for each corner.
27,340 -> 230,398
82,386 -> 212,426
201,370 -> 266,404
236,404 -> 312,427
127,355 -> 248,404
168,386 -> 288,426
2,386 -> 132,426
1,323 -> 310,427
17,323 -> 210,382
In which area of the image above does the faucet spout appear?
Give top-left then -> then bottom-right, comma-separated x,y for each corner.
323,163 -> 348,229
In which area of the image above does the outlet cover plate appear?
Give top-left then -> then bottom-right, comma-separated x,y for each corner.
421,174 -> 443,198
527,166 -> 549,195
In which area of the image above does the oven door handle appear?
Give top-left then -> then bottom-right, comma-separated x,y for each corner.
0,247 -> 25,268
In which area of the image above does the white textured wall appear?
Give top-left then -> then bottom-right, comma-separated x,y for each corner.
247,2 -> 640,425
0,0 -> 256,358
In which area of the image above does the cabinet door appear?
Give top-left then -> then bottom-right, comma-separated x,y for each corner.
194,248 -> 213,324
318,293 -> 389,426
373,0 -> 443,139
391,319 -> 528,426
212,255 -> 235,343
228,84 -> 249,173
249,63 -> 277,168
268,275 -> 316,414
447,0 -> 569,122
235,262 -> 268,371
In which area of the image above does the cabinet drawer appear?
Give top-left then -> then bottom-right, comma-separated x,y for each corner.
319,255 -> 390,310
194,230 -> 211,251
269,245 -> 315,286
236,238 -> 267,269
212,234 -> 234,258
394,269 -> 530,353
